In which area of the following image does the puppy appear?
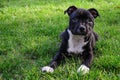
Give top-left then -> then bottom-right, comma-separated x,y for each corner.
42,6 -> 99,74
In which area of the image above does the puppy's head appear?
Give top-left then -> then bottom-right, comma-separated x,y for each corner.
65,6 -> 99,35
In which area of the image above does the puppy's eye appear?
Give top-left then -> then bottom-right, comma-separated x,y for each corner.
87,19 -> 93,23
72,18 -> 78,22
88,19 -> 92,22
87,19 -> 93,26
88,21 -> 93,24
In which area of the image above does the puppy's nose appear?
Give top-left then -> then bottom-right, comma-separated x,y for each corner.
79,27 -> 85,31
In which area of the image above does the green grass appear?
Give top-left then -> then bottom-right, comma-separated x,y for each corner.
0,0 -> 120,80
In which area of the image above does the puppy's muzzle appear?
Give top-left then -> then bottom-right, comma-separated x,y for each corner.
75,26 -> 86,35
79,26 -> 85,32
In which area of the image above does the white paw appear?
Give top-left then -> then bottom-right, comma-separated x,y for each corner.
77,65 -> 90,75
42,66 -> 54,73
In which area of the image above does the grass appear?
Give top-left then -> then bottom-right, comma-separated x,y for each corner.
0,0 -> 120,80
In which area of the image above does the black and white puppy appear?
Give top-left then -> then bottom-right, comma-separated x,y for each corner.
42,6 -> 99,74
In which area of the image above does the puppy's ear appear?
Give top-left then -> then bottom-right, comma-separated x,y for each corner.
64,6 -> 77,16
88,8 -> 100,18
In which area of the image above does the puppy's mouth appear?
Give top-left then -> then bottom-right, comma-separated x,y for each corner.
72,31 -> 85,35
71,28 -> 87,36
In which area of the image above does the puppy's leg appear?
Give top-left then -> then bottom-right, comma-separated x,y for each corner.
42,38 -> 68,73
42,52 -> 65,72
77,50 -> 93,74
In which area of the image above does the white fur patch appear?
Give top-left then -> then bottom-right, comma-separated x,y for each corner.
67,29 -> 88,54
77,64 -> 90,74
42,66 -> 54,73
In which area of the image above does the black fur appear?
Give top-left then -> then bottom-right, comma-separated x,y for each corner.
43,6 -> 99,71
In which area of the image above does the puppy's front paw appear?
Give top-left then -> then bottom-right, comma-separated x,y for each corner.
42,66 -> 54,73
77,64 -> 89,75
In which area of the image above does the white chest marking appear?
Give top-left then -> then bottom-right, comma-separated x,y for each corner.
67,29 -> 88,54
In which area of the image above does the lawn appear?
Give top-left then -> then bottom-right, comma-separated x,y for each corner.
0,0 -> 120,80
